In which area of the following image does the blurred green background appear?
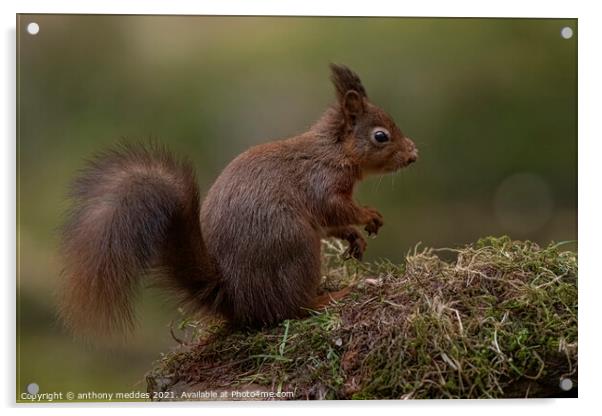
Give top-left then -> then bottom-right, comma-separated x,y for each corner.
17,15 -> 577,399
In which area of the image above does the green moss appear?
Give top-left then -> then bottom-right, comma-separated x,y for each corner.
147,236 -> 577,399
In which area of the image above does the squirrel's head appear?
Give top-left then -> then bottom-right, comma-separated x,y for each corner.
329,64 -> 418,174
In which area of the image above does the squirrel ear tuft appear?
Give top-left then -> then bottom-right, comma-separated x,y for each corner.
330,64 -> 368,103
342,90 -> 364,118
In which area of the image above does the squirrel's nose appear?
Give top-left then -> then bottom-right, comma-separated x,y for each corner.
404,137 -> 418,164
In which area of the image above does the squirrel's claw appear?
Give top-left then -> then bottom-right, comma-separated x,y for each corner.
365,217 -> 383,236
345,237 -> 367,260
363,207 -> 384,236
342,229 -> 367,261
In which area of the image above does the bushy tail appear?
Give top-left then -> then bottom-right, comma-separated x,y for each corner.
58,143 -> 219,338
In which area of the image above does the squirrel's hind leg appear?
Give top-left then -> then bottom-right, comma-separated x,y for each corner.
312,286 -> 353,310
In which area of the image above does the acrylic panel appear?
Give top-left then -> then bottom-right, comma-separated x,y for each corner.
16,14 -> 577,402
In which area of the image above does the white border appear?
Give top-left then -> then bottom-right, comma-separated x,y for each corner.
3,1 -> 600,415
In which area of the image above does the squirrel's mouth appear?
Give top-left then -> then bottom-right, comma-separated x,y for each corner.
389,151 -> 418,172
368,151 -> 418,175
402,156 -> 418,169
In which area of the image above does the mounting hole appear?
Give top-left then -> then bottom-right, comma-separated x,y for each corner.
559,378 -> 573,391
27,382 -> 39,395
560,26 -> 573,39
26,22 -> 40,35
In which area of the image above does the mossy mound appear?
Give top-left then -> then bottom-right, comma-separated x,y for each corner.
146,236 -> 577,400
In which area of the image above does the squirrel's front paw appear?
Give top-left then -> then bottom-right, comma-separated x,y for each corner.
363,207 -> 384,236
345,231 -> 367,260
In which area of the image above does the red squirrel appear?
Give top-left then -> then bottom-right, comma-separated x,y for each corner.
59,64 -> 418,336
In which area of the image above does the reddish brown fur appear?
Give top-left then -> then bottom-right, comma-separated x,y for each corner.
59,64 -> 418,336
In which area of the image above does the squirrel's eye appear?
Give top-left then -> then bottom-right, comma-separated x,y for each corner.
373,130 -> 390,143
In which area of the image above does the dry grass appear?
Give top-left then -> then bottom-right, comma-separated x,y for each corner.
147,236 -> 577,399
